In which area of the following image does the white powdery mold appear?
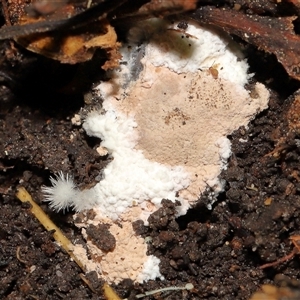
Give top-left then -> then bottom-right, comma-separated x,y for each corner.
138,255 -> 164,282
83,110 -> 138,152
216,137 -> 232,170
143,20 -> 250,86
82,109 -> 190,220
43,109 -> 190,220
98,19 -> 250,102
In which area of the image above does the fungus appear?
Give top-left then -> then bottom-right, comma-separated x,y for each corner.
73,207 -> 164,283
43,19 -> 269,283
42,172 -> 77,212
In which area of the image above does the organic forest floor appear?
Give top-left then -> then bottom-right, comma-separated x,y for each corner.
2,1 -> 300,300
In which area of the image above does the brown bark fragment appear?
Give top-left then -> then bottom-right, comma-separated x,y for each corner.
192,6 -> 300,81
139,0 -> 197,15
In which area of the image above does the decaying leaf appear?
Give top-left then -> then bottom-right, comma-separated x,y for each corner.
4,0 -> 122,66
192,6 -> 300,81
17,18 -> 120,65
0,0 -> 197,66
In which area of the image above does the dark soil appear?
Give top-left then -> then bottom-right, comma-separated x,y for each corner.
2,2 -> 300,300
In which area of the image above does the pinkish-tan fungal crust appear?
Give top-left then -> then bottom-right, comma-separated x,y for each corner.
107,62 -> 269,202
74,207 -> 163,283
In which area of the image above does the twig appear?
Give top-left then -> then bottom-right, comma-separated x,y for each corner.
16,187 -> 85,271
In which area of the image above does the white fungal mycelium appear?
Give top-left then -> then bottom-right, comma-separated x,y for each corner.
42,19 -> 269,283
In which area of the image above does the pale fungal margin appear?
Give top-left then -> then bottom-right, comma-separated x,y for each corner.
43,19 -> 270,283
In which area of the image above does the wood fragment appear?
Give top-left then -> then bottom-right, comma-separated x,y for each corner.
79,273 -> 97,294
103,282 -> 122,300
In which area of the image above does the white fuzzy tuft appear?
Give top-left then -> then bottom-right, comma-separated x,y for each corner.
42,172 -> 77,212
